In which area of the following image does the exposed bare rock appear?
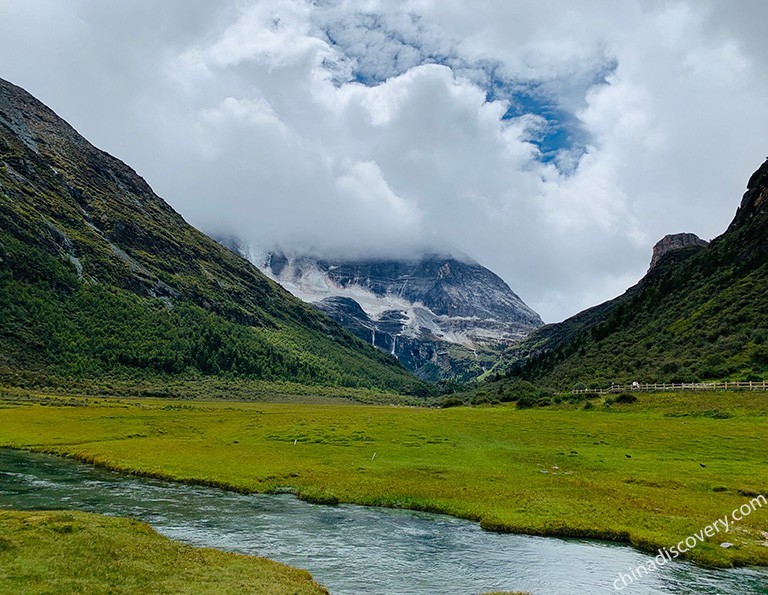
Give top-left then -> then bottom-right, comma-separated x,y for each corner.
235,249 -> 545,381
649,233 -> 709,271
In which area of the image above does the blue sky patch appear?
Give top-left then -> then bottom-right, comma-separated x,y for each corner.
314,10 -> 611,171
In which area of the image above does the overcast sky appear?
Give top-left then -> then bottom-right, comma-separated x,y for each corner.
1,1 -> 766,322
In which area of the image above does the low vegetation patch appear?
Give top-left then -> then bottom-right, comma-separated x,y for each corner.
613,393 -> 638,404
0,510 -> 327,594
0,391 -> 766,568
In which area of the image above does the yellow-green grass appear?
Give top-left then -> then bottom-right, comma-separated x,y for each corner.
0,509 -> 327,594
0,391 -> 766,568
0,373 -> 421,405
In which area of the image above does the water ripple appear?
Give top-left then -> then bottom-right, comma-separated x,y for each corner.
0,449 -> 766,595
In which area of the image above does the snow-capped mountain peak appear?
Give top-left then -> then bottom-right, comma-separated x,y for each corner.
245,249 -> 543,381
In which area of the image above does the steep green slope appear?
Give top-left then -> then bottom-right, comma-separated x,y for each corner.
0,78 -> 424,394
496,158 -> 768,390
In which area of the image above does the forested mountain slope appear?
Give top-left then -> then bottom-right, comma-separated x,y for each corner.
496,157 -> 768,390
0,78 -> 423,394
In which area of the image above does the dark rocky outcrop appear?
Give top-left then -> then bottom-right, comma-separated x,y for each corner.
648,233 -> 709,271
312,255 -> 543,325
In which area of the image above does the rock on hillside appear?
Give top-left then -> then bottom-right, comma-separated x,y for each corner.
648,233 -> 709,271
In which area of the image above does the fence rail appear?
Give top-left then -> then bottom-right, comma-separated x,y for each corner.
572,381 -> 768,395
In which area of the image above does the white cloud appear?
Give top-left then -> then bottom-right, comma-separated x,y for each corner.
335,160 -> 422,230
1,0 -> 767,322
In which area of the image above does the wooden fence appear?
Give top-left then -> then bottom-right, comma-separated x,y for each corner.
572,381 -> 768,395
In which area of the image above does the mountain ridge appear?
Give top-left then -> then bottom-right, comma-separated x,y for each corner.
0,77 -> 424,395
490,156 -> 768,391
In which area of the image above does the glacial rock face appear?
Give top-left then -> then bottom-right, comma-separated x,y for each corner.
649,233 -> 709,271
250,251 -> 544,381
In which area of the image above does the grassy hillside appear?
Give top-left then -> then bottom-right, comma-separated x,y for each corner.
0,78 -> 426,395
0,510 -> 327,594
494,158 -> 768,390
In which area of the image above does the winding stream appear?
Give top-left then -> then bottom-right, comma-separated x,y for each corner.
1,449 -> 766,594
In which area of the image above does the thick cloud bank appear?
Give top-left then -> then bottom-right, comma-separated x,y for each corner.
1,0 -> 766,321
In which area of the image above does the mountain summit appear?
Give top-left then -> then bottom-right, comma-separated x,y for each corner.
249,250 -> 543,381
648,233 -> 708,271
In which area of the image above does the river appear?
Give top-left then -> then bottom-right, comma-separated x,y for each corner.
0,449 -> 766,594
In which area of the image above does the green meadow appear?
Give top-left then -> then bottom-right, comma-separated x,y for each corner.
1,390 -> 766,568
0,509 -> 327,594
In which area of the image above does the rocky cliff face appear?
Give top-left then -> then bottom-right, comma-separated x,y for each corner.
249,251 -> 544,381
732,157 -> 768,228
648,233 -> 709,271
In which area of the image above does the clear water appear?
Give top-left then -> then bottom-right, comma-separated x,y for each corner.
0,449 -> 766,595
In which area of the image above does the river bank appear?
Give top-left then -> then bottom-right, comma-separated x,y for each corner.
0,509 -> 328,594
2,449 -> 765,594
1,390 -> 766,569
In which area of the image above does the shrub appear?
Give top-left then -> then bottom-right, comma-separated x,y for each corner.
517,396 -> 552,409
751,346 -> 768,365
440,396 -> 464,408
568,392 -> 600,403
507,379 -> 540,400
614,393 -> 638,404
498,390 -> 518,403
701,410 -> 734,419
